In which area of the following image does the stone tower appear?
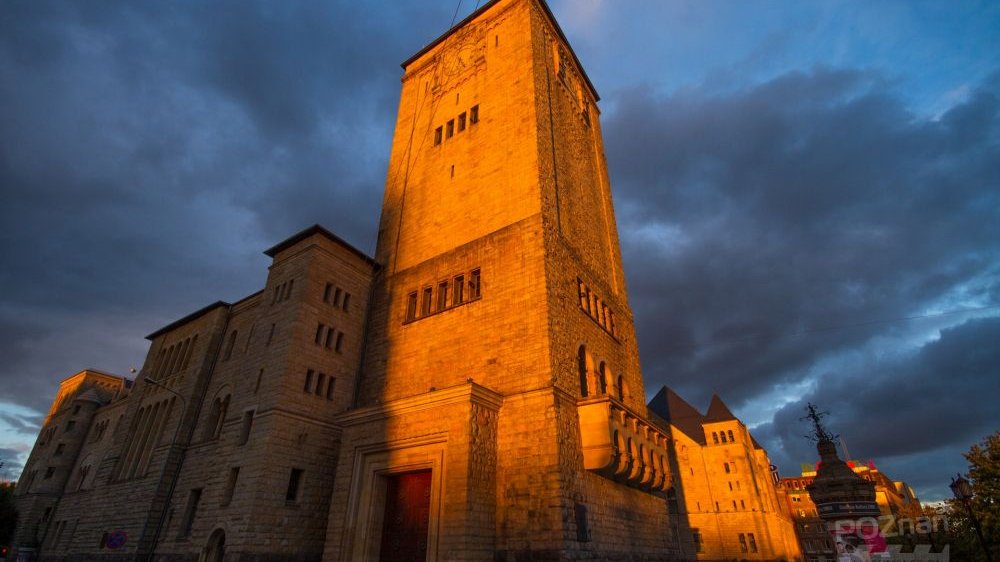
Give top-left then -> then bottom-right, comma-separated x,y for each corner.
323,0 -> 677,560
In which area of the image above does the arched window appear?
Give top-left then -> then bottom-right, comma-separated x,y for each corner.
578,346 -> 589,398
720,432 -> 727,443
727,429 -> 735,442
616,375 -> 626,401
598,363 -> 609,395
712,432 -> 719,444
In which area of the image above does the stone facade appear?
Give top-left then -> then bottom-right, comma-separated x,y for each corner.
648,388 -> 803,562
13,1 -> 688,560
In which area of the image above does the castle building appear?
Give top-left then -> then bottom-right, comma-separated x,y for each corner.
12,1 -> 684,560
648,388 -> 803,562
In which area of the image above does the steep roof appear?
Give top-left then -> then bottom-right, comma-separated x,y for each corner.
648,386 -> 706,444
703,393 -> 738,423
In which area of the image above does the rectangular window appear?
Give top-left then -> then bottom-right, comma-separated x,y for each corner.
437,281 -> 449,311
470,104 -> 479,124
469,268 -> 481,299
54,443 -> 65,456
739,533 -> 748,553
335,332 -> 344,353
453,275 -> 464,306
304,369 -> 314,393
44,467 -> 55,479
238,410 -> 254,446
325,328 -> 334,349
434,126 -> 443,145
315,373 -> 326,396
222,467 -> 239,506
458,112 -> 467,132
342,293 -> 350,311
421,287 -> 432,316
65,420 -> 75,432
286,468 -> 303,502
267,323 -> 275,345
315,323 -> 325,345
446,120 -> 455,138
724,462 -> 731,473
334,287 -> 342,306
748,533 -> 757,553
179,489 -> 201,538
285,279 -> 294,300
692,529 -> 703,553
326,377 -> 336,400
324,283 -> 333,303
406,292 -> 418,322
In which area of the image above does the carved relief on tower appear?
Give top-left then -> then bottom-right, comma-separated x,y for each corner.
432,26 -> 487,92
469,402 -> 497,480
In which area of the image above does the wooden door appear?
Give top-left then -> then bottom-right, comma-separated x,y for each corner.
379,470 -> 432,562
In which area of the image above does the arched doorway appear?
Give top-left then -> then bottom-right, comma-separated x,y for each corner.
203,528 -> 225,562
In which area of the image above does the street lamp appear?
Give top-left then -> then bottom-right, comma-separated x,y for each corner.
950,473 -> 993,562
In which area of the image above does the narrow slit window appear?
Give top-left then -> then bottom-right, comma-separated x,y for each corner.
406,292 -> 418,322
286,468 -> 303,502
421,287 -> 433,316
266,323 -> 275,345
454,275 -> 464,305
222,467 -> 239,506
437,281 -> 449,311
223,330 -> 238,361
238,410 -> 254,446
469,269 -> 481,299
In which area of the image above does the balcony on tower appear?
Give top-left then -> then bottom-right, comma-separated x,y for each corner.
577,395 -> 672,493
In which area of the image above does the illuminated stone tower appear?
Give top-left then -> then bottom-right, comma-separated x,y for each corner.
324,0 -> 678,560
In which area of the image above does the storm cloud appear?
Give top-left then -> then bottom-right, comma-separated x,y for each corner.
1,0 -> 997,500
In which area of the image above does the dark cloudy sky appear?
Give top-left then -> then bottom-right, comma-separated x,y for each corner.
1,0 -> 998,500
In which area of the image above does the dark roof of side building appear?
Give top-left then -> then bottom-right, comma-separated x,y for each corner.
401,0 -> 600,102
263,224 -> 378,268
145,301 -> 230,341
648,386 -> 707,445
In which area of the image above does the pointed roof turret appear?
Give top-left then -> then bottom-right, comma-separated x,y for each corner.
648,386 -> 706,444
703,394 -> 738,423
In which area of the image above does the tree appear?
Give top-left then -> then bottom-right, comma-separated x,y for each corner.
946,430 -> 1000,562
0,481 -> 17,548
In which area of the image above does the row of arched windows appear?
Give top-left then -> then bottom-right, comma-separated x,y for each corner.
115,397 -> 175,481
577,345 -> 628,401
